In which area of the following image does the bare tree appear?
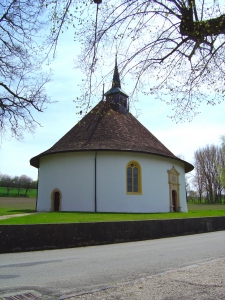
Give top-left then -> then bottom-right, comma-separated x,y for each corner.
194,145 -> 224,203
192,160 -> 205,203
1,1 -> 224,138
217,135 -> 225,192
0,0 -> 55,139
71,0 -> 225,119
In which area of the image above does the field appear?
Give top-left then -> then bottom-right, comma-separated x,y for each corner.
0,187 -> 37,198
0,197 -> 225,225
0,197 -> 36,216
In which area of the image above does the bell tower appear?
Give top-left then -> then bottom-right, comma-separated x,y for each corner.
104,56 -> 129,114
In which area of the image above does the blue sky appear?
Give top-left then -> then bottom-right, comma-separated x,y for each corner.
1,29 -> 225,181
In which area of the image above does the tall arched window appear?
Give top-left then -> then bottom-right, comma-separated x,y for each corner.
126,161 -> 142,195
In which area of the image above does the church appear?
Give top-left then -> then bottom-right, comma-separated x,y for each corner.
30,60 -> 194,213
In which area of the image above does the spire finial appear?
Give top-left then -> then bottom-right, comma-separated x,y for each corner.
102,83 -> 105,101
112,54 -> 121,89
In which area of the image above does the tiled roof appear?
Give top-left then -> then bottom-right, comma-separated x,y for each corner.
30,101 -> 194,172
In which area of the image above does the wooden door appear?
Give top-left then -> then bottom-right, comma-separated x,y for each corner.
54,191 -> 60,211
172,190 -> 177,212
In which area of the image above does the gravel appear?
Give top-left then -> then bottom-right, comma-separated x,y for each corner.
64,257 -> 225,300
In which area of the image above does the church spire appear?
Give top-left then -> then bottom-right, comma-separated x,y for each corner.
112,55 -> 121,89
104,55 -> 129,114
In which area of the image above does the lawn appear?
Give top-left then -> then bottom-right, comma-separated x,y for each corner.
0,198 -> 224,225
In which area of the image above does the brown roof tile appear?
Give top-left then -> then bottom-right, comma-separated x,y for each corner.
30,101 -> 194,172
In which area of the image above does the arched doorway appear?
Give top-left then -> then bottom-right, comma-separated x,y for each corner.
172,190 -> 177,212
168,167 -> 181,212
51,189 -> 62,211
54,191 -> 60,211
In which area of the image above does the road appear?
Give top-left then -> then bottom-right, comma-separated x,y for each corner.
0,231 -> 225,299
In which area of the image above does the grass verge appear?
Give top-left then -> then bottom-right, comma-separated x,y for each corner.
0,210 -> 225,225
0,198 -> 224,225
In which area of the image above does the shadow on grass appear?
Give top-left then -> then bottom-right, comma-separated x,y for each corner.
8,209 -> 36,213
48,211 -> 170,215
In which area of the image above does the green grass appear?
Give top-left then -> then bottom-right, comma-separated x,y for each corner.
0,187 -> 37,198
0,198 -> 36,216
0,208 -> 35,216
0,205 -> 224,225
0,198 -> 224,225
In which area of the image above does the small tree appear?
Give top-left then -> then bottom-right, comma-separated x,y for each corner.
12,176 -> 22,195
20,175 -> 33,196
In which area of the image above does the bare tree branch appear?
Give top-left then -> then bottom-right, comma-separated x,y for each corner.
70,0 -> 225,120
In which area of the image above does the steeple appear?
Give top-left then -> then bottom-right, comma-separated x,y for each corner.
112,55 -> 121,89
104,56 -> 129,113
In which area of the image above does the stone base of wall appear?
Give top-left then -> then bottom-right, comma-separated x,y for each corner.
1,217 -> 225,253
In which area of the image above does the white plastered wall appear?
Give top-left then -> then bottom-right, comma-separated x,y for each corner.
96,151 -> 187,213
37,152 -> 95,211
37,151 -> 188,213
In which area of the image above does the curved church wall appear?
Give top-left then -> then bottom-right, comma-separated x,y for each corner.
37,151 -> 187,213
37,152 -> 95,212
96,152 -> 187,213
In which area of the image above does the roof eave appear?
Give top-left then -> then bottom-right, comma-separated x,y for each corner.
104,88 -> 129,98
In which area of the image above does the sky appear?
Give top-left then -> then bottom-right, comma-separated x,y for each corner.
1,29 -> 225,181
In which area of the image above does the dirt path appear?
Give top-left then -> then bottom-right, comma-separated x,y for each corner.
0,197 -> 36,220
0,213 -> 37,220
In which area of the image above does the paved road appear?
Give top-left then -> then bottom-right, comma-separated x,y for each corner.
0,231 -> 225,299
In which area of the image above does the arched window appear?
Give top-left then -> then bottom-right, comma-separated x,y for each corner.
126,161 -> 142,195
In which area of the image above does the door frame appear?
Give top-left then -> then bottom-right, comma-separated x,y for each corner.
168,167 -> 181,212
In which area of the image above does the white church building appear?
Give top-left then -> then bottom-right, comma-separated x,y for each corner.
30,61 -> 194,213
